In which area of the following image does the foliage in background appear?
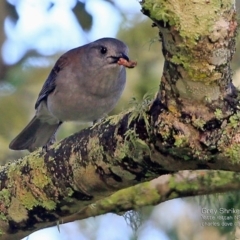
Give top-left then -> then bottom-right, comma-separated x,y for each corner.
0,2 -> 162,163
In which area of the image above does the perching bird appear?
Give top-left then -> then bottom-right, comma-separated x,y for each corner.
9,38 -> 137,152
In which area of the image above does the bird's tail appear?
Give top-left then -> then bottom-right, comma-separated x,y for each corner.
9,116 -> 61,152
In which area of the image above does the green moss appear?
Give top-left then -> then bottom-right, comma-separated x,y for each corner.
17,188 -> 57,211
87,136 -> 105,161
111,166 -> 136,181
210,171 -> 235,186
159,124 -> 171,140
169,171 -> 236,196
0,213 -> 7,221
188,69 -> 208,81
7,161 -> 21,180
141,0 -> 233,100
0,188 -> 11,207
172,55 -> 217,83
214,109 -> 223,120
127,93 -> 153,134
66,187 -> 74,196
42,200 -> 56,210
141,0 -> 229,45
122,129 -> 151,162
98,182 -> 159,211
168,174 -> 198,193
174,134 -> 188,147
225,144 -> 240,164
8,197 -> 28,223
182,155 -> 191,161
114,142 -> 127,160
142,1 -> 178,27
18,189 -> 39,209
30,157 -> 53,189
107,110 -> 131,125
6,153 -> 57,211
171,55 -> 190,69
112,94 -> 153,162
168,147 -> 193,161
229,114 -> 239,128
62,188 -> 74,203
192,118 -> 206,130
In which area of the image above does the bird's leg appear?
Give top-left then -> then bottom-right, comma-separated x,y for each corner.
42,134 -> 56,152
42,121 -> 62,152
91,114 -> 108,128
93,119 -> 101,125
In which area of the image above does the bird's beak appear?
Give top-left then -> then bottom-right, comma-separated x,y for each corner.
119,53 -> 129,62
109,53 -> 129,64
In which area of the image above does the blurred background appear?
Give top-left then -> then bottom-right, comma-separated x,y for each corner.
0,0 -> 162,163
0,0 -> 240,239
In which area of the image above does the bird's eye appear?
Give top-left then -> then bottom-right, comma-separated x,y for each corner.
100,46 -> 107,54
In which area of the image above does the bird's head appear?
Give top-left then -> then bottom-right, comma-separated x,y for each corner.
85,38 -> 130,69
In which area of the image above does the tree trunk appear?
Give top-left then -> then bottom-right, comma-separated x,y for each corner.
1,0 -> 239,239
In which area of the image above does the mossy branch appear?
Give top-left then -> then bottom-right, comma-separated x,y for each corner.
22,170 -> 240,237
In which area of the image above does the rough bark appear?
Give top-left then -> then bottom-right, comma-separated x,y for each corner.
1,0 -> 239,239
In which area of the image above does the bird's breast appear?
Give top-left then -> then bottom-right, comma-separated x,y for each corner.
47,67 -> 126,122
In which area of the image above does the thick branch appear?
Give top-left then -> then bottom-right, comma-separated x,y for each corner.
141,0 -> 240,162
1,99 -> 240,239
65,170 -> 240,223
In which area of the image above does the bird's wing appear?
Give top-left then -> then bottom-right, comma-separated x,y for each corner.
35,55 -> 68,109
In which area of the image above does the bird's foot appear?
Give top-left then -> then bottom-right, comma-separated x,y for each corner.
42,134 -> 56,152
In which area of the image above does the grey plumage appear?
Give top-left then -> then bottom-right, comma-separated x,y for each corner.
9,38 -> 129,151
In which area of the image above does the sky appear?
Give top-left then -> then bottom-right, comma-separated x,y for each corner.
25,199 -> 196,240
2,0 -> 144,65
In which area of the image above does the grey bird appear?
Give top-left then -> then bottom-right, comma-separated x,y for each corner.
9,38 -> 135,152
